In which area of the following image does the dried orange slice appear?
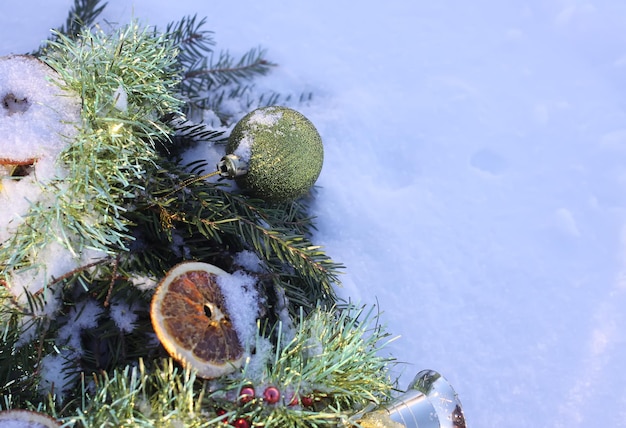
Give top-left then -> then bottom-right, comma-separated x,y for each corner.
150,261 -> 244,378
0,409 -> 61,427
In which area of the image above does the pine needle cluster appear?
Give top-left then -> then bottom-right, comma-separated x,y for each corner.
55,306 -> 396,428
0,2 -> 399,427
0,21 -> 183,286
210,306 -> 397,427
166,14 -> 311,124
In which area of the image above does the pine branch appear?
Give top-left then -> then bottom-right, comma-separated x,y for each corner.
207,305 -> 397,427
183,47 -> 275,84
275,306 -> 396,402
57,0 -> 108,38
136,170 -> 342,313
165,15 -> 216,71
34,0 -> 108,55
66,359 -> 228,427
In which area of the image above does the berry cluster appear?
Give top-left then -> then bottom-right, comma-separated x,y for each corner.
238,385 -> 315,408
216,385 -> 317,427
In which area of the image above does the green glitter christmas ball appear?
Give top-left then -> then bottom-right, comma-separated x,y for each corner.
224,106 -> 324,202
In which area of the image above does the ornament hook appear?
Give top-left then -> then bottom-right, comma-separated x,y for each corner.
217,154 -> 248,179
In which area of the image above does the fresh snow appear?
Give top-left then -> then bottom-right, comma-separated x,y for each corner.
0,55 -> 79,164
39,298 -> 105,396
109,297 -> 139,334
233,250 -> 264,273
0,54 -> 80,249
217,269 -> 262,349
2,1 -> 626,426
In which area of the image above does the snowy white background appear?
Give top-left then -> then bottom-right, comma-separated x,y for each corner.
3,1 -> 626,426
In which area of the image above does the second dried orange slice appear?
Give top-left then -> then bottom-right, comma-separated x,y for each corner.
150,261 -> 245,378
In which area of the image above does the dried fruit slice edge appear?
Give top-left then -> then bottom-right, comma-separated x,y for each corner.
0,409 -> 61,427
150,261 -> 245,379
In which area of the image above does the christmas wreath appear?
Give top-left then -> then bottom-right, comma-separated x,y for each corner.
0,1 -> 465,427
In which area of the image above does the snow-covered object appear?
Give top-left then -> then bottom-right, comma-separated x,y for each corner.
0,55 -> 83,298
0,55 -> 80,240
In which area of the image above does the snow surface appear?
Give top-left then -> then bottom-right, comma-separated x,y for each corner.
3,1 -> 626,426
217,269 -> 263,349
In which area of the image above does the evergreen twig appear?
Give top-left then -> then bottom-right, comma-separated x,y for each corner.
206,305 -> 397,427
35,0 -> 108,55
183,47 -> 275,85
165,15 -> 280,123
56,0 -> 108,39
134,167 -> 342,314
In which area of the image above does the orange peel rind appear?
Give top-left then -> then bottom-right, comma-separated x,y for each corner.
150,261 -> 245,379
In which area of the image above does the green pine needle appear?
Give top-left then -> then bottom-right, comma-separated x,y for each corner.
1,21 -> 183,280
58,305 -> 396,427
205,304 -> 398,427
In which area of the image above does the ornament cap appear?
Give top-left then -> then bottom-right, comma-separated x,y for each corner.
217,154 -> 248,178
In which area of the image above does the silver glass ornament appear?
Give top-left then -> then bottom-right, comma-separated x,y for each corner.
384,370 -> 466,428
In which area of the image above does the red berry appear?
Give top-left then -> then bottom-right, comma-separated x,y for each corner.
239,386 -> 255,404
288,394 -> 299,406
216,408 -> 228,423
263,386 -> 281,404
233,418 -> 250,428
300,395 -> 314,407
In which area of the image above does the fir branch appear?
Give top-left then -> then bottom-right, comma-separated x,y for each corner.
0,302 -> 54,408
35,0 -> 108,55
56,0 -> 108,39
160,114 -> 227,157
163,15 -> 312,125
137,172 -> 342,313
229,213 -> 340,304
191,84 -> 313,126
165,15 -> 216,72
177,43 -> 276,122
183,47 -> 275,85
